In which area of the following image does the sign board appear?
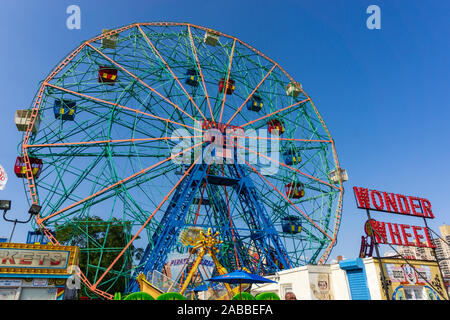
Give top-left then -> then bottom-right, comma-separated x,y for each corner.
0,279 -> 22,287
0,164 -> 8,191
375,258 -> 448,300
354,186 -> 437,250
0,243 -> 79,276
353,186 -> 434,219
368,219 -> 436,249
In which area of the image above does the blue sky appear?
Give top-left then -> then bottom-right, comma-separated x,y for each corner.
0,0 -> 448,262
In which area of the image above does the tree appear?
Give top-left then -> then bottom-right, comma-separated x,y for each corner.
55,216 -> 143,297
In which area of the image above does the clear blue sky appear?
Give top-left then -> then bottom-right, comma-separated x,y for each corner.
0,0 -> 448,262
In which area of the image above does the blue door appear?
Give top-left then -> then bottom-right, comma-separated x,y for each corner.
339,258 -> 371,300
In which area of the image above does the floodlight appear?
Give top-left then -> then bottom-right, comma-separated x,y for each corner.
28,204 -> 42,215
0,200 -> 11,211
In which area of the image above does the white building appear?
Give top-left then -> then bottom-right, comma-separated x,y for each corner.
251,264 -> 351,300
250,257 -> 448,300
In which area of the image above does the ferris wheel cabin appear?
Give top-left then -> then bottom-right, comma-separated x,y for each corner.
203,31 -> 220,46
246,94 -> 263,112
15,109 -> 40,133
285,182 -> 305,199
281,216 -> 302,234
185,68 -> 200,87
328,168 -> 348,184
219,77 -> 235,95
14,156 -> 43,179
98,66 -> 118,85
54,99 -> 77,121
283,148 -> 301,166
285,81 -> 302,98
102,29 -> 119,49
268,119 -> 285,135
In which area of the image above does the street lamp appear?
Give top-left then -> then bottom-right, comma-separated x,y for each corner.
0,200 -> 11,212
2,201 -> 42,243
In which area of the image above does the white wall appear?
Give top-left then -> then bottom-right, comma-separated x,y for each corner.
363,258 -> 383,300
330,263 -> 351,300
251,263 -> 351,300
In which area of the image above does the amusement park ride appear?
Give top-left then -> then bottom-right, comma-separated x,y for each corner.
14,23 -> 347,299
136,228 -> 247,299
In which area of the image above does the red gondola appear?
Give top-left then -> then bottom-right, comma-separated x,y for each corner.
14,157 -> 43,178
268,119 -> 285,135
285,182 -> 305,199
218,78 -> 235,95
98,66 -> 118,85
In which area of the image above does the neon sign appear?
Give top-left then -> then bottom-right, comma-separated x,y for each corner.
368,219 -> 436,249
353,186 -> 434,219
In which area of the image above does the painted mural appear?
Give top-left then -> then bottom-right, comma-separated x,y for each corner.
377,258 -> 448,300
310,273 -> 333,300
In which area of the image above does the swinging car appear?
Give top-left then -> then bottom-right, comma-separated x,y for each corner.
246,95 -> 263,112
102,29 -> 119,49
54,99 -> 77,121
219,78 -> 235,95
14,157 -> 43,179
98,66 -> 118,85
285,81 -> 302,98
285,182 -> 305,199
15,109 -> 40,133
283,148 -> 301,166
268,119 -> 285,135
185,68 -> 200,87
281,216 -> 302,234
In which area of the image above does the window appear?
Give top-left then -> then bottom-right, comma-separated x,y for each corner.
403,286 -> 425,300
280,284 -> 293,299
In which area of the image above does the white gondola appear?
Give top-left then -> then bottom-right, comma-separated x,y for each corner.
15,109 -> 40,133
328,168 -> 348,184
102,29 -> 119,49
285,81 -> 302,98
203,31 -> 219,46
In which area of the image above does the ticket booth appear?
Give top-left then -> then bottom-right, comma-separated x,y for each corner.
0,243 -> 79,300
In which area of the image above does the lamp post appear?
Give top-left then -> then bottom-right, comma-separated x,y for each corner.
1,201 -> 42,243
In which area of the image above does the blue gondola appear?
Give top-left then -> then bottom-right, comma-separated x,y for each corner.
26,230 -> 54,244
246,95 -> 263,112
283,148 -> 301,166
185,68 -> 200,87
54,99 -> 76,121
281,216 -> 302,234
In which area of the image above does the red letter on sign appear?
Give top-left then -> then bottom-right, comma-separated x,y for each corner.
387,223 -> 403,245
19,253 -> 33,265
409,196 -> 424,217
420,198 -> 435,219
371,190 -> 384,211
50,255 -> 62,266
1,252 -> 16,265
396,195 -> 411,215
354,187 -> 371,209
423,227 -> 437,248
400,224 -> 414,246
370,220 -> 388,244
412,226 -> 425,247
383,192 -> 399,213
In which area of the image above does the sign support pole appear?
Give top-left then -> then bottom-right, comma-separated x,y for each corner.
422,217 -> 447,295
366,209 -> 390,300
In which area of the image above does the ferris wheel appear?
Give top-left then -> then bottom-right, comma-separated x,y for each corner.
16,22 -> 346,299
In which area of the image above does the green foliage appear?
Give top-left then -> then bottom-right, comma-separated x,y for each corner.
113,292 -> 122,300
123,292 -> 154,300
232,292 -> 255,300
255,292 -> 280,300
55,216 -> 143,296
156,292 -> 187,300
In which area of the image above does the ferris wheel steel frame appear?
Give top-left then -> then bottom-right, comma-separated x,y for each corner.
18,22 -> 345,300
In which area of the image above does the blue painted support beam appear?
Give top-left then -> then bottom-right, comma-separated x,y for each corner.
126,164 -> 209,293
